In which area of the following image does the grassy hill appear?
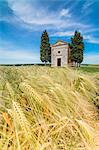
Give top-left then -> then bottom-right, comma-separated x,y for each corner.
0,66 -> 99,150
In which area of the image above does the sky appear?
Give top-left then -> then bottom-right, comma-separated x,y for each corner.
0,0 -> 99,64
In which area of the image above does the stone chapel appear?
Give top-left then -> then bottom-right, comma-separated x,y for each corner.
51,40 -> 71,67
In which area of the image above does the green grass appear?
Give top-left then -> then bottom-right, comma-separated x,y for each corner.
78,65 -> 99,73
0,66 -> 99,150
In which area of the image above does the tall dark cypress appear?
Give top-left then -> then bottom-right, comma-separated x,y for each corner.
69,31 -> 84,67
40,30 -> 51,64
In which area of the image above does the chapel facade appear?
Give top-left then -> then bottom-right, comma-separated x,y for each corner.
51,40 -> 71,67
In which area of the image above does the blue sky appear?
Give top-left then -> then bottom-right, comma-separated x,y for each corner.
0,0 -> 99,64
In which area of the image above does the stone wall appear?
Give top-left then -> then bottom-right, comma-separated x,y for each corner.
51,44 -> 69,67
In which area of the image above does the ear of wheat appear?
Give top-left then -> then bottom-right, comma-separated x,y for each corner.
0,66 -> 98,150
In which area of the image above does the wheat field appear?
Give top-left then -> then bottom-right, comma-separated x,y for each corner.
0,66 -> 99,150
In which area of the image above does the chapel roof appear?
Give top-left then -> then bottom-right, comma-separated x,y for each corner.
51,40 -> 68,47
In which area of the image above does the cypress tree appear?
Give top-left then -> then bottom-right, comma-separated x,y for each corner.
40,30 -> 51,64
69,31 -> 84,67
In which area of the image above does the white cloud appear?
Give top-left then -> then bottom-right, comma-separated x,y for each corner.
7,0 -> 90,31
81,0 -> 95,15
84,28 -> 99,34
84,35 -> 99,44
51,31 -> 74,37
82,0 -> 94,11
60,9 -> 71,17
83,54 -> 99,64
0,50 -> 39,63
2,0 -> 98,46
8,0 -> 60,26
51,31 -> 99,45
0,40 -> 40,64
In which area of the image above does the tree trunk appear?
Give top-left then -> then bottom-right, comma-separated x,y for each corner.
45,61 -> 47,66
74,61 -> 76,67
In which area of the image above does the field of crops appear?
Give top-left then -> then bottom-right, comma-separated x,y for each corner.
0,66 -> 99,150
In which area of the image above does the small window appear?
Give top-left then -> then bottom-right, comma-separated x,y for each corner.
58,51 -> 60,53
